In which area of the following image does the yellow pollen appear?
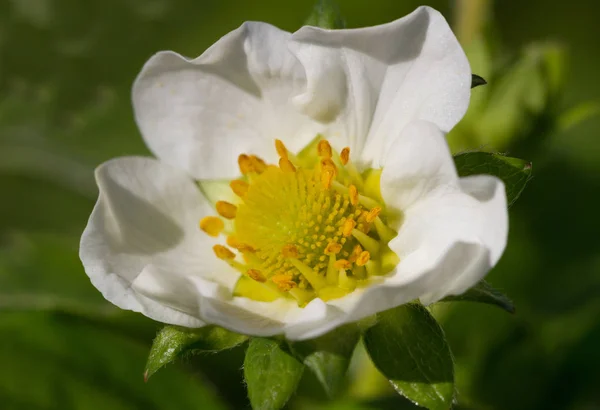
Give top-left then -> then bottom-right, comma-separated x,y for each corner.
213,245 -> 236,260
324,242 -> 342,255
230,180 -> 249,198
199,216 -> 224,237
282,244 -> 300,258
349,185 -> 359,206
272,274 -> 297,291
275,139 -> 288,159
334,259 -> 352,270
342,218 -> 356,237
317,140 -> 333,158
366,207 -> 382,223
279,157 -> 297,173
356,250 -> 371,266
238,154 -> 253,175
247,269 -> 267,283
340,147 -> 350,165
216,201 -> 237,219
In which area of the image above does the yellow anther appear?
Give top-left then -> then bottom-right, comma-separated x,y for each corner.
249,155 -> 267,174
227,236 -> 255,252
349,185 -> 359,206
340,147 -> 350,165
334,259 -> 352,270
365,207 -> 382,223
321,168 -> 335,190
247,269 -> 267,283
356,250 -> 371,266
216,201 -> 237,219
317,140 -> 332,158
272,274 -> 297,291
279,157 -> 297,173
324,242 -> 342,255
349,244 -> 363,262
230,180 -> 249,198
238,154 -> 253,175
275,139 -> 288,159
342,218 -> 356,237
320,158 -> 337,175
213,245 -> 236,260
199,216 -> 224,237
282,244 -> 300,258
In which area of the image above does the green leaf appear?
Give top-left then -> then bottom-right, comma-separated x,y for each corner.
363,304 -> 454,410
304,0 -> 345,29
145,325 -> 248,380
471,74 -> 487,88
290,324 -> 361,398
244,338 -> 305,410
453,151 -> 532,207
440,280 -> 515,313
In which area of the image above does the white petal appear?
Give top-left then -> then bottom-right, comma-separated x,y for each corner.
380,120 -> 457,225
133,22 -> 323,180
290,6 -> 471,165
79,157 -> 239,326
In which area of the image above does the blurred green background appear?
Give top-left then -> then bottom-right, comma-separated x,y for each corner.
1,0 -> 599,409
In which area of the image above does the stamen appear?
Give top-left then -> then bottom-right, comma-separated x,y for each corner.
334,259 -> 352,270
279,158 -> 297,173
275,139 -> 288,159
365,207 -> 382,223
348,244 -> 363,263
352,229 -> 380,255
324,242 -> 342,255
213,245 -> 236,260
230,180 -> 249,198
249,155 -> 267,173
349,185 -> 359,206
340,147 -> 350,165
199,216 -> 224,237
356,250 -> 371,266
238,154 -> 253,175
318,140 -> 333,158
216,201 -> 237,219
227,236 -> 255,252
326,254 -> 338,285
247,269 -> 267,283
288,258 -> 327,289
374,217 -> 397,243
282,244 -> 300,258
338,269 -> 356,290
342,218 -> 356,237
272,274 -> 297,291
321,167 -> 335,189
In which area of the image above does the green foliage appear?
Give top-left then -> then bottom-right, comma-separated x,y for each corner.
454,151 -> 532,207
145,325 -> 248,380
304,0 -> 345,29
363,304 -> 454,410
290,324 -> 361,398
440,280 -> 515,313
244,338 -> 305,410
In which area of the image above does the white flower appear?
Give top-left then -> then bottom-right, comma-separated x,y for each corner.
80,6 -> 507,341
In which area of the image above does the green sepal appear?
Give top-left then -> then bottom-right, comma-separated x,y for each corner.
440,280 -> 515,313
471,74 -> 487,88
304,0 -> 345,29
453,151 -> 532,207
363,304 -> 454,410
290,324 -> 361,398
244,338 -> 305,410
144,325 -> 248,381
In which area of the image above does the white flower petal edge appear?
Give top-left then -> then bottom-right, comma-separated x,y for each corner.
380,120 -> 508,304
133,6 -> 470,179
132,22 -> 323,180
79,157 -> 240,327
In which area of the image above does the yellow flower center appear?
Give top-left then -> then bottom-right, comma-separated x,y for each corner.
200,138 -> 399,306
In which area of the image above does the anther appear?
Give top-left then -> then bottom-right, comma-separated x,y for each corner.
342,218 -> 356,237
349,185 -> 359,206
334,259 -> 352,270
324,242 -> 342,255
321,168 -> 335,190
279,157 -> 297,173
247,269 -> 266,283
213,245 -> 236,260
272,274 -> 297,291
348,244 -> 363,262
216,201 -> 237,219
199,216 -> 224,237
275,139 -> 288,159
230,180 -> 249,198
317,140 -> 333,158
365,207 -> 382,223
282,244 -> 299,258
340,147 -> 350,165
249,155 -> 267,173
238,154 -> 253,175
356,251 -> 371,266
